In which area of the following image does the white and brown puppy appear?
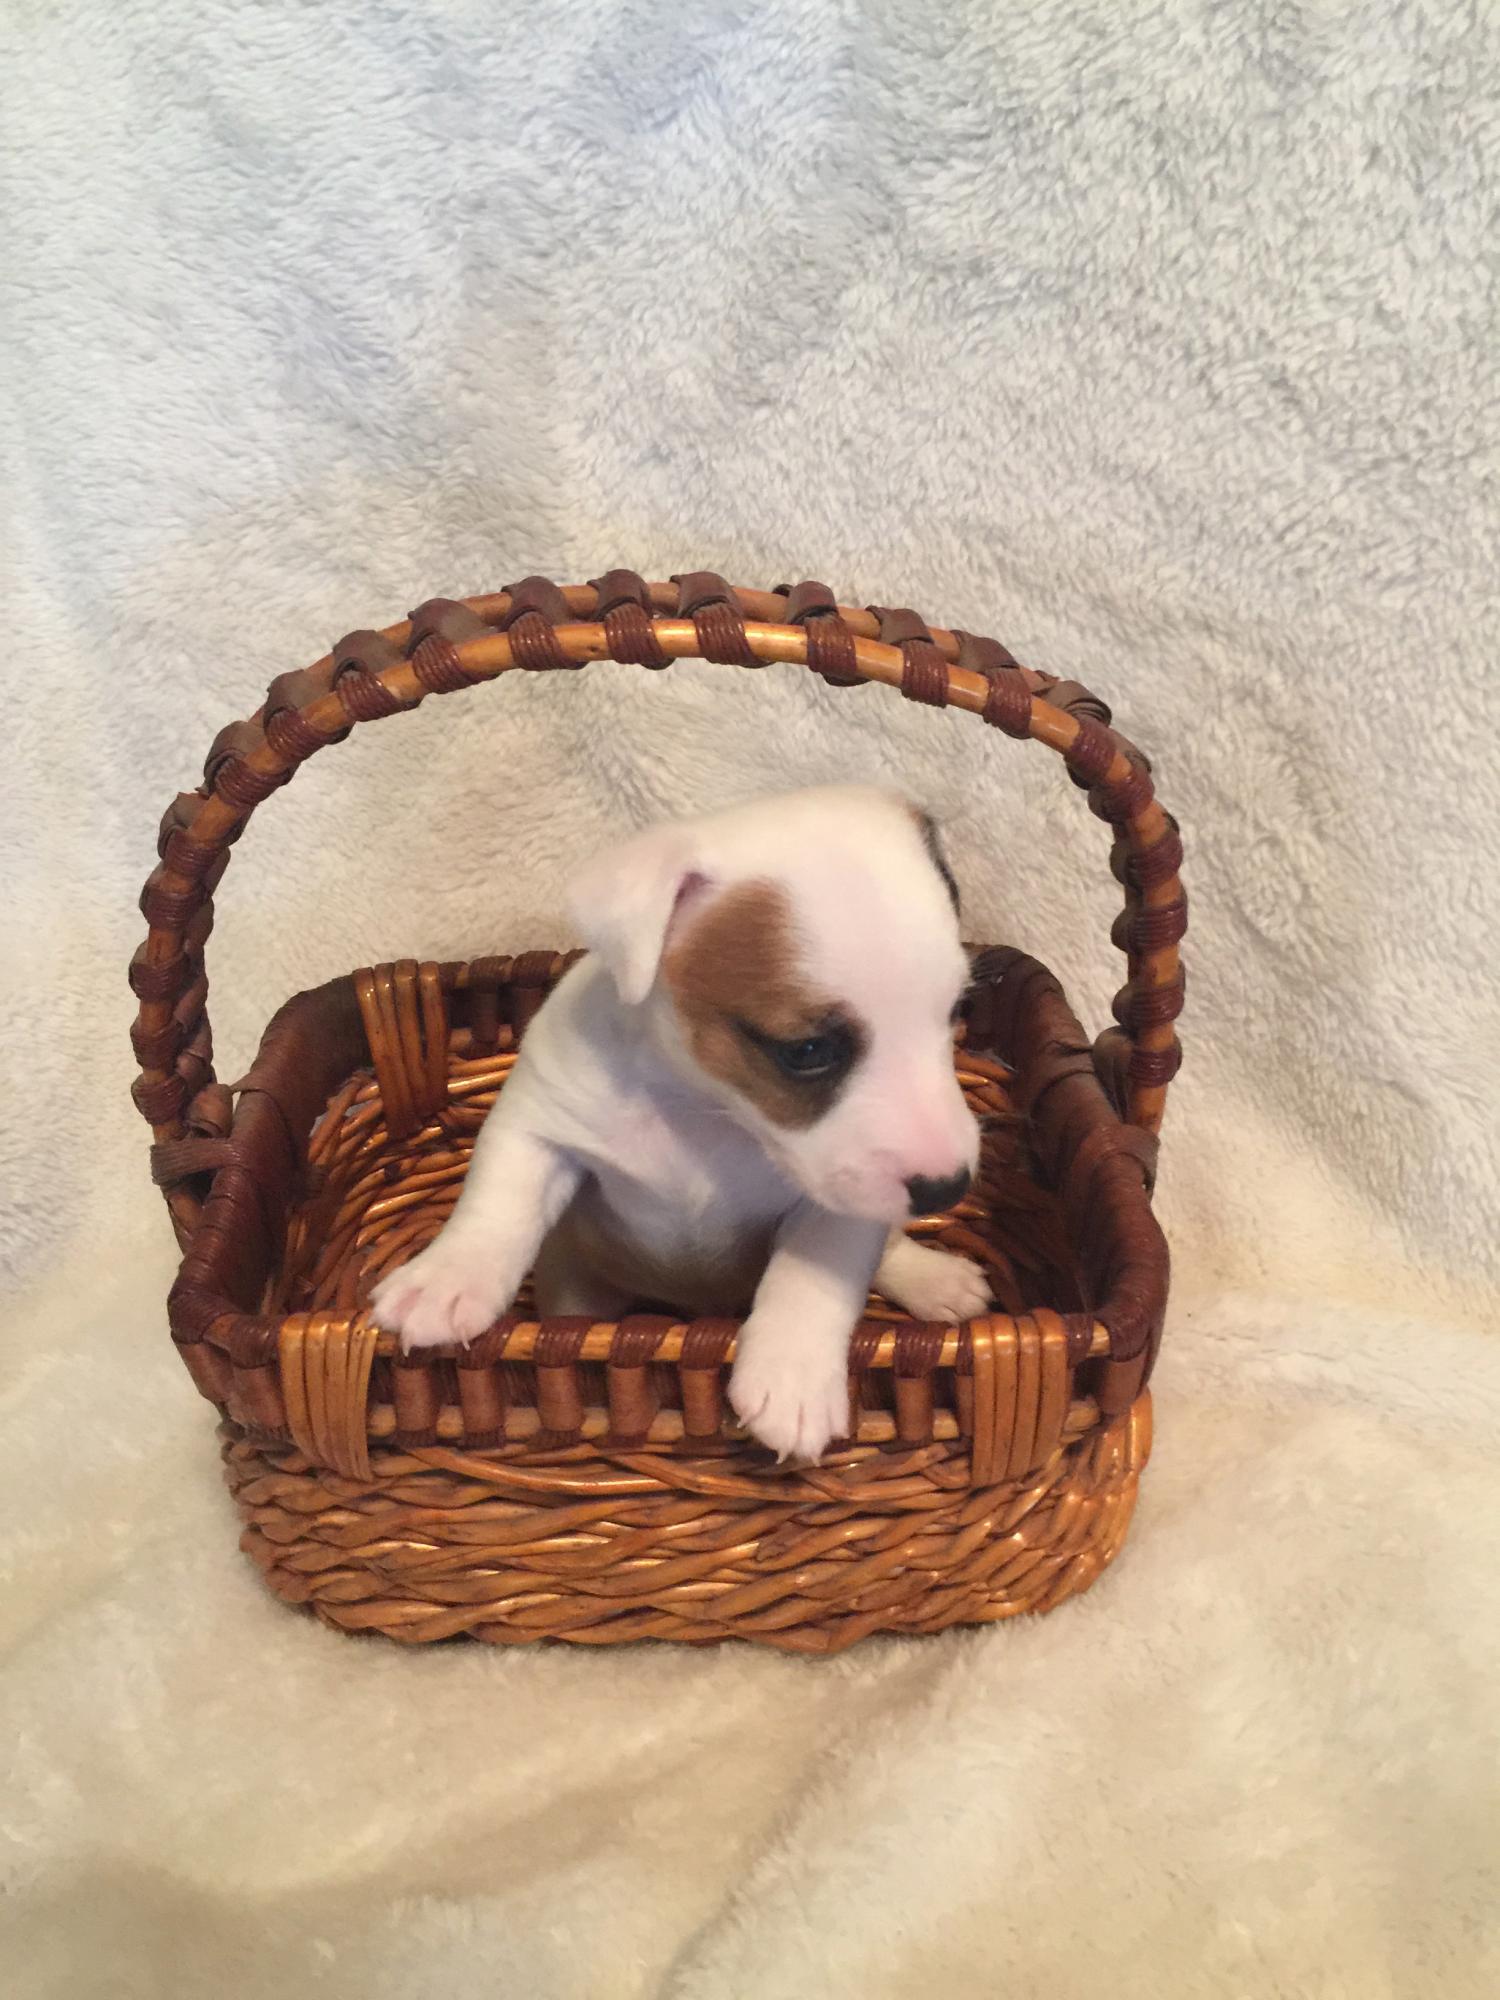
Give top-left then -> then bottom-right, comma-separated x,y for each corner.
370,785 -> 990,1461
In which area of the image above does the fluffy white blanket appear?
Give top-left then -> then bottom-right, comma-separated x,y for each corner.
3,3 -> 1496,1994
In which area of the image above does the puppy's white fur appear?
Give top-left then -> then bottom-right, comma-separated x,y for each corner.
370,785 -> 989,1461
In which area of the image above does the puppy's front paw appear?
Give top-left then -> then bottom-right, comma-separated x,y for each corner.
730,1331 -> 851,1465
368,1237 -> 512,1350
879,1241 -> 992,1323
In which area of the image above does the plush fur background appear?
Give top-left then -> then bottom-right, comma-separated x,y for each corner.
2,3 -> 1497,1994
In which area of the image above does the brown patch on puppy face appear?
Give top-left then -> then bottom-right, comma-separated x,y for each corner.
663,880 -> 861,1128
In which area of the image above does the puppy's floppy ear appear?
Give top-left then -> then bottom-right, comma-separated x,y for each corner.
567,823 -> 711,1005
914,807 -> 961,916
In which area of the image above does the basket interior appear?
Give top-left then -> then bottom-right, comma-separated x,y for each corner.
280,1049 -> 1078,1320
266,1024 -> 1084,1429
168,945 -> 1165,1443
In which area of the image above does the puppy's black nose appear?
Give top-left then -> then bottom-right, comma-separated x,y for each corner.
905,1169 -> 972,1217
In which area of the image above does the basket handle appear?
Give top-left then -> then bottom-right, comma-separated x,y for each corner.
130,572 -> 1185,1244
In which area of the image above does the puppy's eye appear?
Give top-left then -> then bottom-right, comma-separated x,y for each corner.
771,1032 -> 846,1077
739,1020 -> 855,1081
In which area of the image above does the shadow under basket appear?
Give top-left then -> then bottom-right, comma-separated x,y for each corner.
137,573 -> 1182,1653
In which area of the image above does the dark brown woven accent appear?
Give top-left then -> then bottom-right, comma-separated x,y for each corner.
606,603 -> 671,667
130,911 -> 211,1007
211,747 -> 286,813
1093,1025 -> 1132,1115
1063,1121 -> 1160,1210
673,572 -> 756,666
157,795 -> 219,880
131,572 -> 1183,1648
462,955 -> 506,1054
409,634 -> 471,694
130,1013 -> 186,1069
532,1318 -> 592,1368
1091,761 -> 1156,823
454,1362 -> 504,1451
671,571 -> 739,617
1113,896 -> 1189,954
847,1320 -> 884,1372
393,1354 -> 440,1448
779,580 -> 863,685
955,629 -> 1022,674
502,575 -> 574,627
1064,716 -> 1118,788
1128,1041 -> 1183,1087
139,863 -> 215,931
801,616 -> 859,685
132,1072 -> 187,1123
1113,975 -> 1187,1032
227,1314 -> 281,1370
263,663 -> 349,762
604,1342 -> 661,1442
1126,825 -> 1185,891
981,672 -> 1033,737
899,646 -> 950,707
145,1080 -> 228,1200
1062,1313 -> 1098,1363
589,569 -> 652,616
201,720 -> 260,792
186,1081 -> 235,1138
508,619 -> 572,671
591,570 -> 670,667
509,949 -> 562,1034
892,1324 -> 947,1375
334,669 -> 406,723
499,575 -> 577,672
461,1313 -> 518,1369
871,605 -> 952,708
1038,677 -> 1113,725
679,1320 -> 737,1369
778,579 -> 838,623
129,946 -> 191,1002
150,1134 -> 235,1187
869,605 -> 930,648
408,597 -> 492,647
156,810 -> 214,870
332,629 -> 411,720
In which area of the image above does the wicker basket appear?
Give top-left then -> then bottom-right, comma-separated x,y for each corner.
131,572 -> 1183,1653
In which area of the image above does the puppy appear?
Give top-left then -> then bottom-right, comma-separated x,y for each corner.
370,784 -> 990,1461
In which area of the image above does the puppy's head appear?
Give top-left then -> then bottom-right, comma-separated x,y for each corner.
569,786 -> 979,1223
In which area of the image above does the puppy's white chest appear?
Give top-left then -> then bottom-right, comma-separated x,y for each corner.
573,1093 -> 789,1309
589,1090 -> 784,1226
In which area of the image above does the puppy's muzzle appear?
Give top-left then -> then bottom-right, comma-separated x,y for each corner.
904,1169 -> 971,1217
